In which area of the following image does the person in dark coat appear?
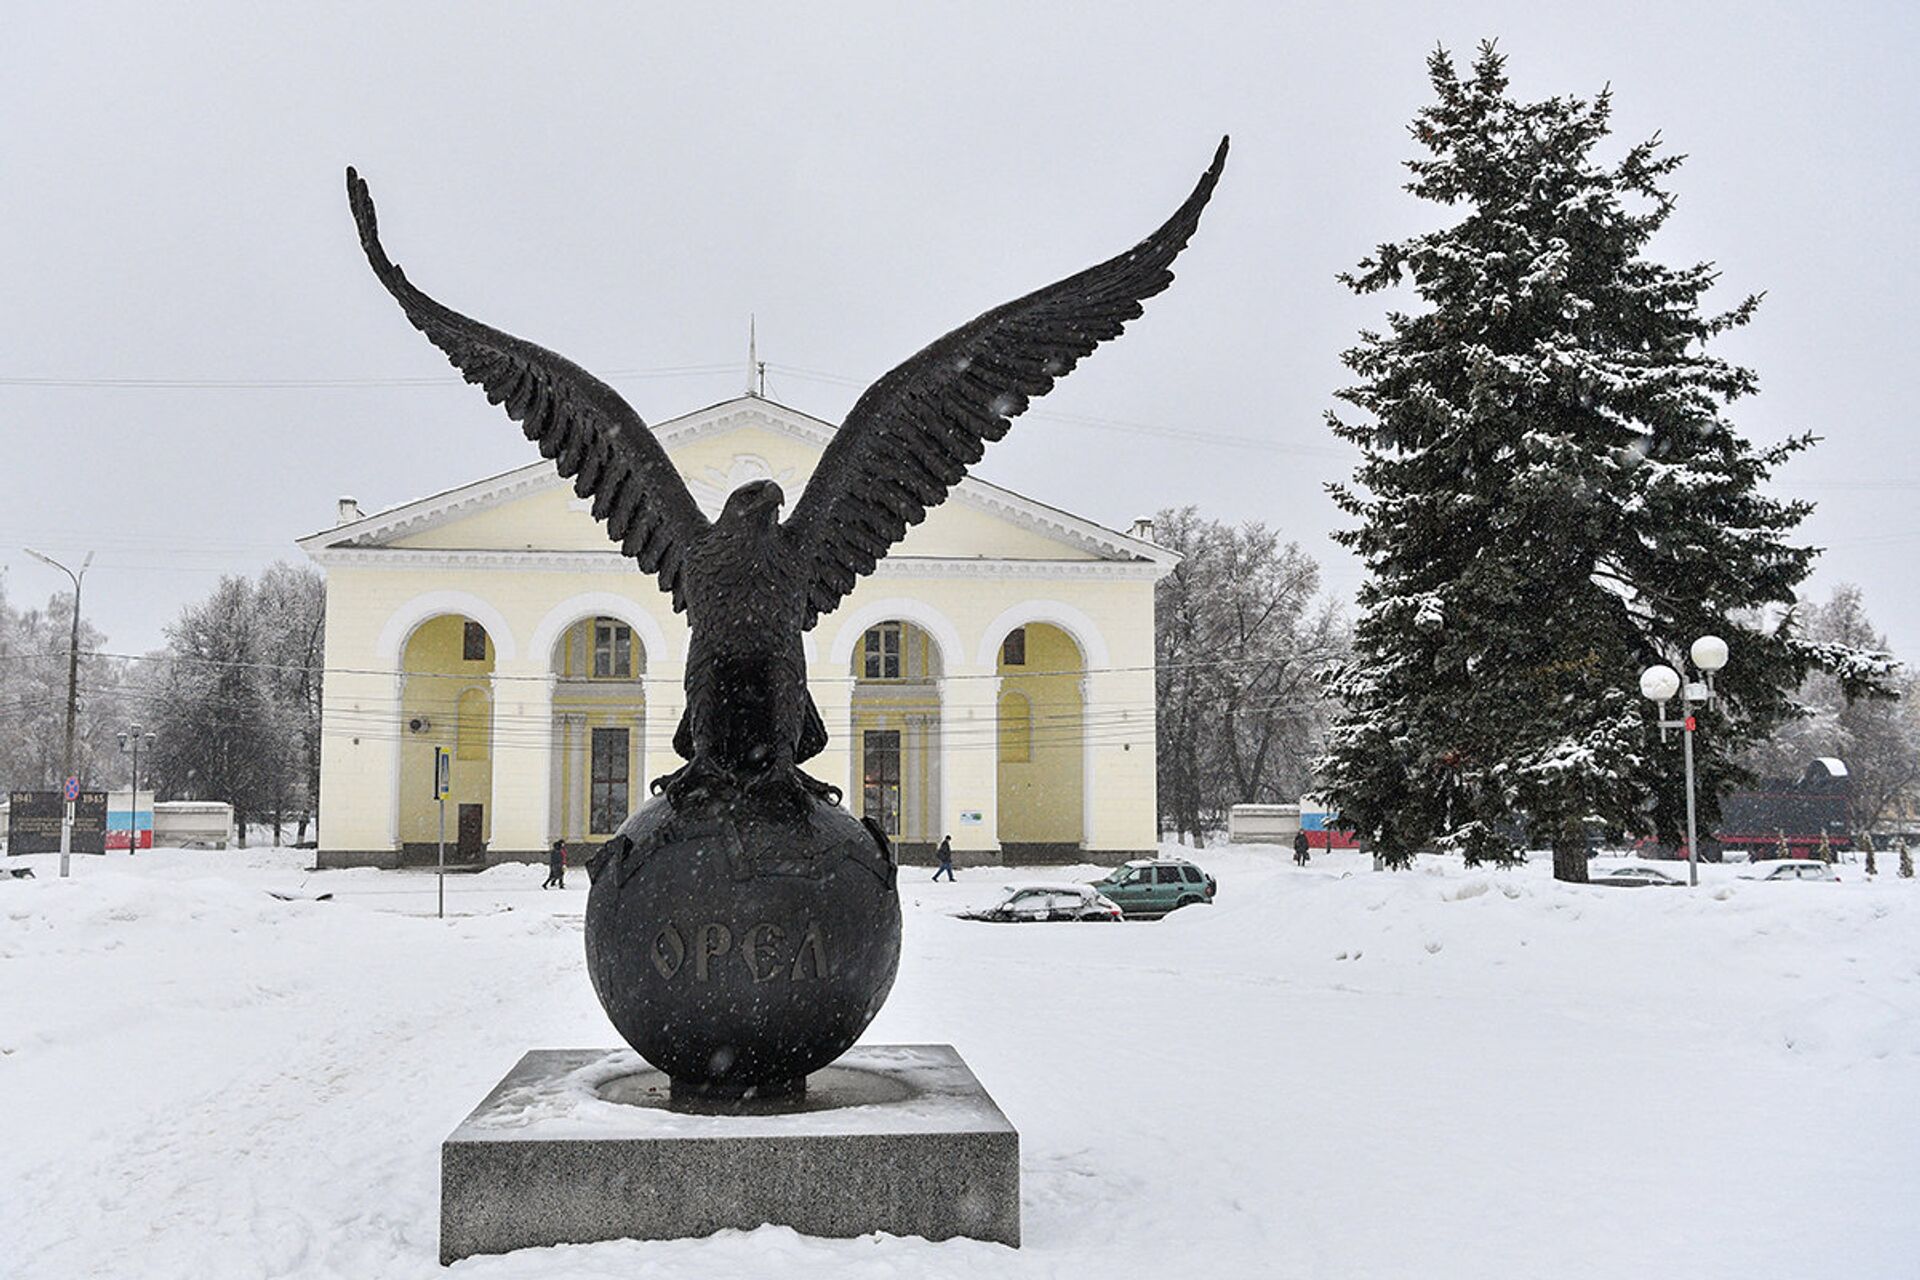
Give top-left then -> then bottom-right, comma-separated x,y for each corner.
932,835 -> 956,882
1293,828 -> 1311,866
544,839 -> 567,889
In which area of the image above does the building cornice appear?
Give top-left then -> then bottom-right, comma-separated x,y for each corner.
306,545 -> 1170,581
296,464 -> 557,554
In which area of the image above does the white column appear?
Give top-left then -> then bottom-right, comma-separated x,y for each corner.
387,671 -> 407,848
548,710 -> 569,838
915,712 -> 938,842
941,672 -> 1000,855
316,663 -> 403,855
487,665 -> 554,854
539,674 -> 558,843
1084,666 -> 1157,855
567,715 -> 589,838
1079,673 -> 1095,852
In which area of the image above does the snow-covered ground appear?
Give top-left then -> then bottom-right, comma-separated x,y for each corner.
3,844 -> 1916,1279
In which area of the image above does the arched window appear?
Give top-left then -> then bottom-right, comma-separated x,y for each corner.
997,690 -> 1032,763
592,618 -> 634,678
456,688 -> 491,761
863,622 -> 903,680
1001,627 -> 1027,666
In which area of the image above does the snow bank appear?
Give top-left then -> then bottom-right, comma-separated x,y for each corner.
3,845 -> 1915,1278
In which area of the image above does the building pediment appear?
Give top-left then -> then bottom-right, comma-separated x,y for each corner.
299,395 -> 1175,573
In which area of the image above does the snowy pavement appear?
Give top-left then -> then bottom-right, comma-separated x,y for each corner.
3,845 -> 1916,1279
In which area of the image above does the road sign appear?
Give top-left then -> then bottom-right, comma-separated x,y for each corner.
63,776 -> 80,802
434,748 -> 451,800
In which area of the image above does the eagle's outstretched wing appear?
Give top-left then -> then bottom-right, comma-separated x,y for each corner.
347,168 -> 711,610
781,137 -> 1227,628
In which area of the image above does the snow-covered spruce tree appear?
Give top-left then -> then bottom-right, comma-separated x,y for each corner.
1901,842 -> 1914,879
1319,44 -> 1823,882
1862,831 -> 1877,877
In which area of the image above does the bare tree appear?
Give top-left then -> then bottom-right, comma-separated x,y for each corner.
253,563 -> 326,843
1155,507 -> 1347,842
0,578 -> 133,793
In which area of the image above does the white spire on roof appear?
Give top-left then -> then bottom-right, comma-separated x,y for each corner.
746,315 -> 765,397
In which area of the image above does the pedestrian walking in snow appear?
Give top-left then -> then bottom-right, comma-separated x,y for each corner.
1293,828 -> 1311,866
932,835 -> 956,882
543,839 -> 567,889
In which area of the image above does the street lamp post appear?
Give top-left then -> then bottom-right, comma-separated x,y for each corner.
25,548 -> 94,879
118,726 -> 156,854
1639,635 -> 1730,888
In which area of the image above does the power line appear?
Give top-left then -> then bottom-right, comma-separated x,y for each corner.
763,361 -> 1354,459
2,670 -> 1331,754
15,684 -> 1324,734
0,363 -> 738,391
47,678 -> 1269,732
0,352 -> 1353,460
73,646 -> 1332,687
0,650 -> 70,665
5,355 -> 1913,495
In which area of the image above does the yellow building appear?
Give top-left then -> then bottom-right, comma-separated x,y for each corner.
299,395 -> 1173,868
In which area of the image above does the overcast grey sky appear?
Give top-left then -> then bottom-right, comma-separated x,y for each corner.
3,1 -> 1915,661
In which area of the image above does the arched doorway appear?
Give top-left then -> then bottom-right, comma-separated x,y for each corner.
548,616 -> 648,846
849,619 -> 944,858
398,614 -> 496,864
995,622 -> 1085,857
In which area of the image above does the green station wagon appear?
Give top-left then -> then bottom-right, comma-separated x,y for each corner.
1089,858 -> 1217,918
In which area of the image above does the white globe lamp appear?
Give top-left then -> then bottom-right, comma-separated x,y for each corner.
1691,634 -> 1729,673
1639,664 -> 1682,703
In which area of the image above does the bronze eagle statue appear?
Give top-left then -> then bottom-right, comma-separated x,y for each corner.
347,140 -> 1226,809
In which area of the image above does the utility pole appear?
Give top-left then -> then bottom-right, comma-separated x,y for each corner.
119,725 -> 155,853
26,548 -> 93,878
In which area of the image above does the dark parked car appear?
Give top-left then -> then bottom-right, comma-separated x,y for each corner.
1089,859 -> 1217,918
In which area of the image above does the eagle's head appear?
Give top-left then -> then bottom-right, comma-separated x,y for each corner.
720,479 -> 785,526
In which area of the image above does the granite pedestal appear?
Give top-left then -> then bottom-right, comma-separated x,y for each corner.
440,1044 -> 1019,1263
